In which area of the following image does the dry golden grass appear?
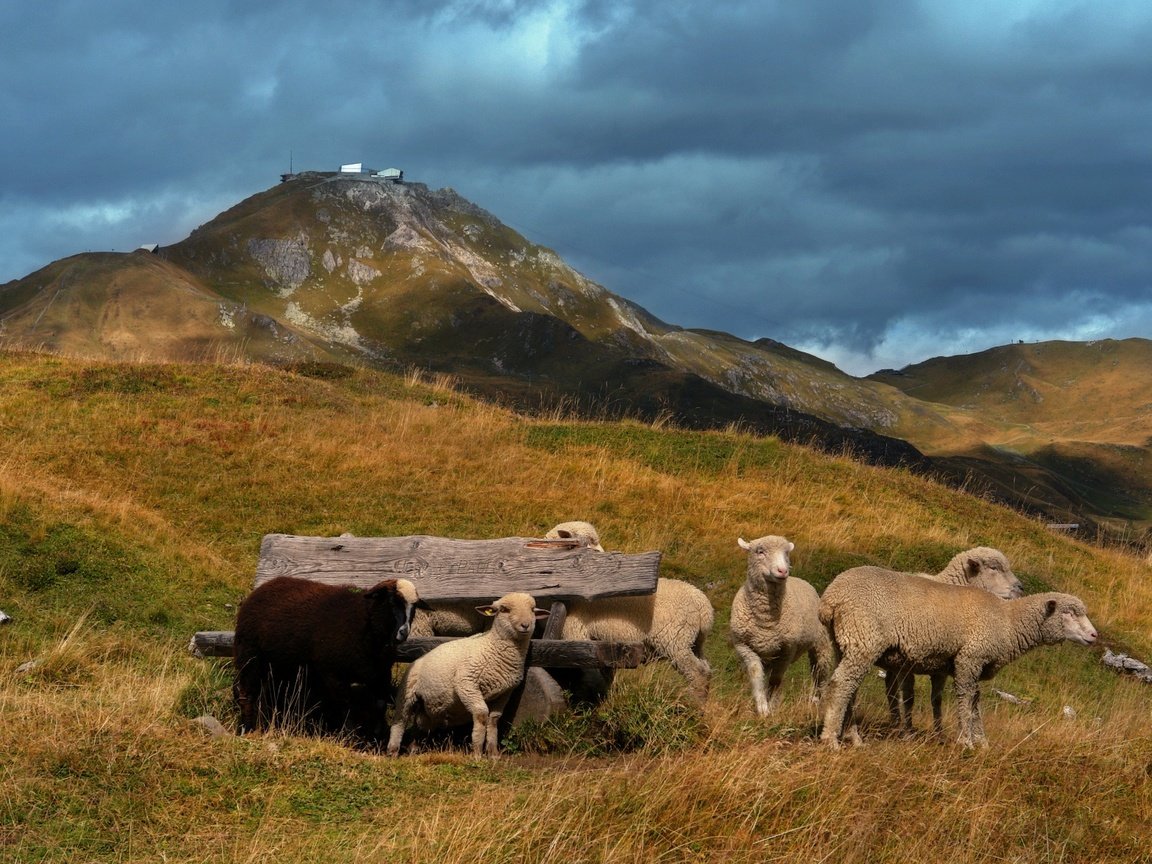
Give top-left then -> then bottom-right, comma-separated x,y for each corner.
2,351 -> 1151,863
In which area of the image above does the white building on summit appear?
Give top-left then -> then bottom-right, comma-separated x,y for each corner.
338,162 -> 403,182
281,162 -> 404,182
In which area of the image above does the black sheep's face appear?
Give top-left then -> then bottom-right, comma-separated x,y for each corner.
367,578 -> 427,643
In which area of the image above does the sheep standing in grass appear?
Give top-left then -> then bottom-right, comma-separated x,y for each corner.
818,571 -> 1097,749
547,522 -> 714,702
387,592 -> 550,758
879,546 -> 1024,732
729,535 -> 833,716
232,576 -> 425,743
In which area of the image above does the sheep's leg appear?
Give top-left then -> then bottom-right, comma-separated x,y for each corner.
669,651 -> 712,703
952,662 -> 986,748
764,663 -> 787,714
233,675 -> 258,733
809,640 -> 835,704
482,693 -> 513,758
877,663 -> 915,732
969,687 -> 987,746
455,682 -> 495,758
733,643 -> 771,716
821,654 -> 872,748
929,672 -> 947,734
881,666 -> 912,730
386,672 -> 417,756
385,696 -> 414,756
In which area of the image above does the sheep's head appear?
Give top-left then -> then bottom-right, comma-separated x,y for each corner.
366,578 -> 431,644
948,547 -> 1024,599
476,593 -> 551,641
738,535 -> 794,583
1038,594 -> 1098,646
545,521 -> 605,552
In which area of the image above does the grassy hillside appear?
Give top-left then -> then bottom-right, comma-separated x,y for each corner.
871,339 -> 1152,535
871,339 -> 1152,445
0,252 -> 340,366
2,351 -> 1151,863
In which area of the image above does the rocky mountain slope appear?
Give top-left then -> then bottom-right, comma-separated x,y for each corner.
2,170 -> 1148,537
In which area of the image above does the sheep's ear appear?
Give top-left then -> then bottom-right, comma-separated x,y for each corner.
476,604 -> 498,617
786,542 -> 795,553
415,599 -> 434,611
557,529 -> 574,539
738,538 -> 751,550
1044,598 -> 1058,617
534,608 -> 551,620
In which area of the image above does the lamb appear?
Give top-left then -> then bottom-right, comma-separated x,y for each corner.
548,522 -> 714,702
232,576 -> 426,743
878,546 -> 1024,732
729,535 -> 834,716
387,592 -> 550,757
407,521 -> 604,638
818,569 -> 1098,749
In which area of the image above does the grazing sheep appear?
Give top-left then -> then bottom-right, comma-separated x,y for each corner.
818,570 -> 1098,749
729,535 -> 834,716
547,521 -> 713,702
233,576 -> 425,743
880,547 -> 1024,732
387,592 -> 550,757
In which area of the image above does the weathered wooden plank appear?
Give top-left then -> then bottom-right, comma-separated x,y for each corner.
189,631 -> 647,668
253,534 -> 661,602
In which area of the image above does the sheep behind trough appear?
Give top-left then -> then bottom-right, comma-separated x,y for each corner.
547,519 -> 712,702
407,521 -> 604,638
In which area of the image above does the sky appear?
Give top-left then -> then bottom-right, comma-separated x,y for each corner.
3,0 -> 1151,376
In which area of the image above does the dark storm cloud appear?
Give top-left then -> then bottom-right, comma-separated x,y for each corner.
2,0 -> 1150,374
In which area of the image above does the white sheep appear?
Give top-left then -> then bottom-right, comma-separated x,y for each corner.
729,535 -> 834,716
407,522 -> 604,638
879,546 -> 1024,732
543,520 -> 605,552
818,570 -> 1097,749
545,521 -> 714,702
561,577 -> 715,701
387,592 -> 549,758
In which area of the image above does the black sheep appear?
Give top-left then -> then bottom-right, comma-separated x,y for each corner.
232,575 -> 426,744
